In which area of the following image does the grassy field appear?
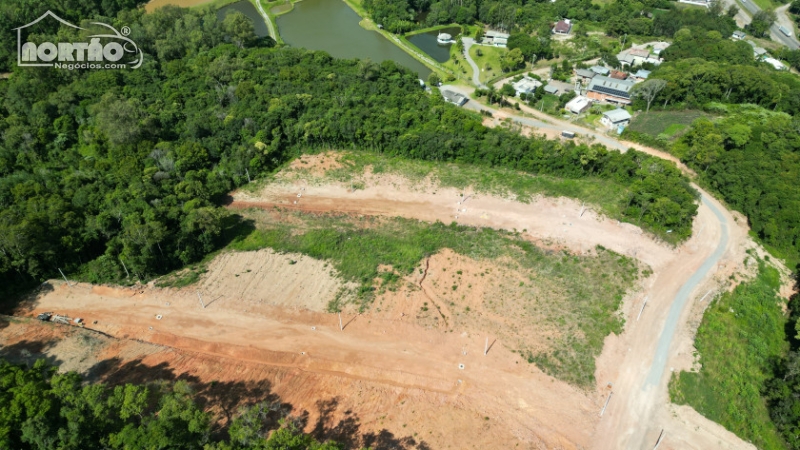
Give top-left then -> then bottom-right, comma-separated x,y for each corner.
670,259 -> 788,450
627,110 -> 708,138
469,45 -> 506,83
272,151 -> 633,222
228,208 -> 641,387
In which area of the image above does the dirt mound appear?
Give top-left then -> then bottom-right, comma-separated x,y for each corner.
184,248 -> 353,312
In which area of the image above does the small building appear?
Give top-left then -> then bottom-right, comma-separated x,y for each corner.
484,30 -> 510,47
543,84 -> 560,95
442,90 -> 468,106
575,68 -> 596,83
610,70 -> 628,80
753,46 -> 768,58
601,109 -> 632,129
553,19 -> 572,35
565,95 -> 592,114
732,30 -> 746,40
590,65 -> 610,76
586,75 -> 635,104
437,33 -> 454,44
512,76 -> 543,96
631,69 -> 651,81
763,57 -> 786,70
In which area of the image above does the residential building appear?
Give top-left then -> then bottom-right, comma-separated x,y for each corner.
590,65 -> 610,76
732,30 -> 746,40
617,46 -> 663,67
543,85 -> 560,95
632,69 -> 651,81
512,76 -> 543,96
575,68 -> 596,83
553,19 -> 572,35
610,70 -> 628,80
484,30 -> 510,47
601,109 -> 632,129
442,90 -> 468,106
763,57 -> 786,70
565,95 -> 592,114
586,75 -> 635,104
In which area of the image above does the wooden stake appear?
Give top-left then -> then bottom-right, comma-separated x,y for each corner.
637,296 -> 648,321
600,391 -> 613,416
339,313 -> 343,331
197,292 -> 205,309
698,289 -> 713,302
653,429 -> 665,450
58,268 -> 72,287
484,337 -> 489,356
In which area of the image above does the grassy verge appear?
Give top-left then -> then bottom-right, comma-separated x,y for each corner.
627,110 -> 708,138
229,209 -> 641,387
469,45 -> 506,83
670,259 -> 788,450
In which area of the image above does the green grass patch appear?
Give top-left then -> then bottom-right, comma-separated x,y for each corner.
155,264 -> 208,288
295,151 -> 631,221
627,110 -> 708,138
670,260 -> 788,450
229,209 -> 640,387
469,45 -> 506,83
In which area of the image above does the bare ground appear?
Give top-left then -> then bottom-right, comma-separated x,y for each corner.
6,152 -> 793,450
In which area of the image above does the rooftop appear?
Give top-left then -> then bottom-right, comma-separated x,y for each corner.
590,65 -> 610,75
554,19 -> 572,33
603,108 -> 632,122
587,75 -> 635,98
576,68 -> 596,78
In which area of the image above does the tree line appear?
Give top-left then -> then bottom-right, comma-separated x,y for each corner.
0,6 -> 697,296
0,358 -> 340,449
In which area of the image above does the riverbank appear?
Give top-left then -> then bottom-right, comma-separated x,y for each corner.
339,0 -> 461,80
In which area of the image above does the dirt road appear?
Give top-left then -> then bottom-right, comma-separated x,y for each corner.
433,88 -> 761,448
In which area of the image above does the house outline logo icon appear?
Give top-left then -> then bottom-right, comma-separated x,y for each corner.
14,10 -> 143,69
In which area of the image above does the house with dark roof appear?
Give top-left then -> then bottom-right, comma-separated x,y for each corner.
586,75 -> 635,104
553,19 -> 572,35
575,68 -> 596,83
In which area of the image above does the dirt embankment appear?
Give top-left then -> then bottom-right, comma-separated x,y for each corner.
5,152 -> 785,450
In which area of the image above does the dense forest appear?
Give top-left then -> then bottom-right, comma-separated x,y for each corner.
362,0 -> 674,34
0,358 -> 340,449
0,5 -> 698,299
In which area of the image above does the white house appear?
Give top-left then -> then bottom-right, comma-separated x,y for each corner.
763,57 -> 786,70
442,90 -> 468,106
601,109 -> 632,129
565,95 -> 592,114
512,76 -> 543,96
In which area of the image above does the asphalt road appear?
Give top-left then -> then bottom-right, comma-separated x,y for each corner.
460,37 -> 486,88
736,0 -> 800,49
642,194 -> 730,390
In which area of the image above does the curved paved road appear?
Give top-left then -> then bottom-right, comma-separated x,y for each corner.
643,195 -> 729,391
460,37 -> 486,88
441,83 -> 746,449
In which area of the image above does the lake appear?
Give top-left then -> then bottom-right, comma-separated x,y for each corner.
277,0 -> 431,78
217,1 -> 270,37
407,26 -> 460,63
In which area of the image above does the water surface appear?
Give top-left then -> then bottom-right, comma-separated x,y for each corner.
407,26 -> 460,63
277,0 -> 431,78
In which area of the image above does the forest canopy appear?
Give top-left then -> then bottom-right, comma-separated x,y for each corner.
0,5 -> 698,298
